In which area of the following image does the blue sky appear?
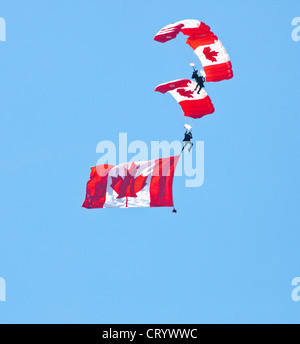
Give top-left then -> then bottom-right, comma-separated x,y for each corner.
0,0 -> 299,324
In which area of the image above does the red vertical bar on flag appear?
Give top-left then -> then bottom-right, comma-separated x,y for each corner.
150,156 -> 180,207
82,165 -> 114,209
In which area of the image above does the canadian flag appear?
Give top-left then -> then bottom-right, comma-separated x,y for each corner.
82,156 -> 180,209
155,79 -> 214,119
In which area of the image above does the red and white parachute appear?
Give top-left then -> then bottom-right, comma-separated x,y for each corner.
155,79 -> 214,119
154,19 -> 233,82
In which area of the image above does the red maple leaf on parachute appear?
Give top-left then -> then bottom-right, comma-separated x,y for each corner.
176,88 -> 194,98
110,162 -> 148,207
203,47 -> 219,62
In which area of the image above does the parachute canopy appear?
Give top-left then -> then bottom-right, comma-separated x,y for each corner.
154,19 -> 233,82
155,79 -> 214,119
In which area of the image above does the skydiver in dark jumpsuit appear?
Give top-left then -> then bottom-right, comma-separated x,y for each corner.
181,130 -> 193,152
192,69 -> 205,94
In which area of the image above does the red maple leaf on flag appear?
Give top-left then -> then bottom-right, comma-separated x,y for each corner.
203,47 -> 219,62
176,88 -> 194,98
110,162 -> 148,207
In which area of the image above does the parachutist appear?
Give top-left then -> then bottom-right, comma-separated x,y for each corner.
181,129 -> 193,153
192,69 -> 205,94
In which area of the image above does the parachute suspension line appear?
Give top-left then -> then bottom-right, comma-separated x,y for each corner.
190,51 -> 198,71
193,51 -> 197,64
185,117 -> 193,128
